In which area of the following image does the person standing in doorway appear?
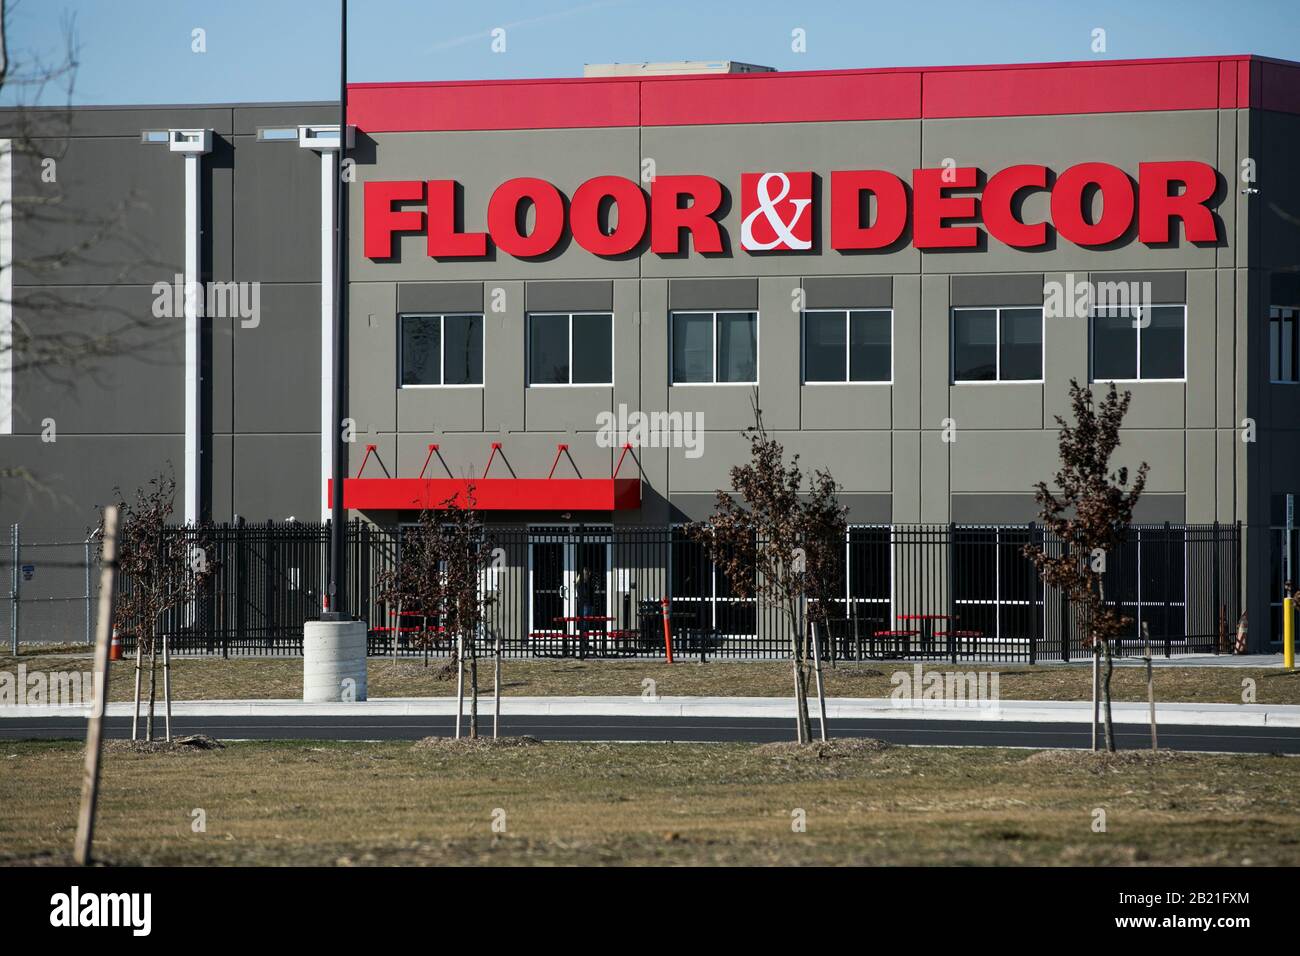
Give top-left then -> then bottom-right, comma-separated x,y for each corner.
576,566 -> 595,620
576,566 -> 596,659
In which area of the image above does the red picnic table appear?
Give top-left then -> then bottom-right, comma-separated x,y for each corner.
530,616 -> 620,659
890,614 -> 985,656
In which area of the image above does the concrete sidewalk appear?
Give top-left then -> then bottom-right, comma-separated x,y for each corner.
4,695 -> 1299,728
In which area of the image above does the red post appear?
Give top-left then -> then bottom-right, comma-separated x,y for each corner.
661,597 -> 674,663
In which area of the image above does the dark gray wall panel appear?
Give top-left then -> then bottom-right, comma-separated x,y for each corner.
398,281 -> 484,313
950,273 -> 1044,307
0,435 -> 184,533
668,278 -> 758,310
1088,271 -> 1186,303
11,285 -> 184,435
233,284 -> 321,434
233,134 -> 324,283
951,494 -> 1039,523
803,276 -> 892,309
232,434 -> 320,520
525,280 -> 612,312
1131,494 -> 1187,523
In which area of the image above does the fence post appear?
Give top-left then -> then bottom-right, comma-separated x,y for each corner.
1212,521 -> 1222,654
1163,521 -> 1172,658
1028,522 -> 1038,665
947,523 -> 956,665
84,535 -> 92,646
10,523 -> 18,654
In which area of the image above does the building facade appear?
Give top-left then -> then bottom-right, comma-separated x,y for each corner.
3,55 -> 1300,649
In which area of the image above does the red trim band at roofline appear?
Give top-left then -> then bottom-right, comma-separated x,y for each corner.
347,55 -> 1300,132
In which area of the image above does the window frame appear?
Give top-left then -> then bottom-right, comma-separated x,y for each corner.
950,305 -> 1045,385
1088,303 -> 1188,384
669,309 -> 760,386
1270,306 -> 1300,385
801,308 -> 894,385
525,311 -> 615,388
668,526 -> 757,638
397,312 -> 485,389
951,525 -> 1045,643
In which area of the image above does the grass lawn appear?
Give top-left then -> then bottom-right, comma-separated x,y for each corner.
1,738 -> 1296,866
3,647 -> 1298,705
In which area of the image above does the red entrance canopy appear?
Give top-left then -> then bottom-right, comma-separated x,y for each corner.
326,442 -> 641,512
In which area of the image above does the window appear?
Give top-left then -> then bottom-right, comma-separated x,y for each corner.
1270,494 -> 1299,641
1101,527 -> 1187,642
803,310 -> 892,383
952,527 -> 1043,641
671,311 -> 758,384
1090,304 -> 1186,381
670,529 -> 756,637
1271,307 -> 1299,383
399,313 -> 483,387
527,312 -> 613,386
813,526 -> 892,624
951,307 -> 1042,382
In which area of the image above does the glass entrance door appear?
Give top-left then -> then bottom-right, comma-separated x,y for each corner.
529,526 -> 611,633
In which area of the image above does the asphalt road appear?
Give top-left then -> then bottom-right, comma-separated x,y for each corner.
2,714 -> 1299,753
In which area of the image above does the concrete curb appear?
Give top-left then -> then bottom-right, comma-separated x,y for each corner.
3,696 -> 1299,727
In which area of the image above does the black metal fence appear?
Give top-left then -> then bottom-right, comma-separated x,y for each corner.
117,520 -> 1241,663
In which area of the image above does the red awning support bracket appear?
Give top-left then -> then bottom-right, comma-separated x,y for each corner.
546,444 -> 566,480
482,442 -> 502,480
613,443 -> 635,478
355,443 -> 378,478
417,443 -> 439,480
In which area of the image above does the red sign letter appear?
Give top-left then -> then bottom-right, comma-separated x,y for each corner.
1051,162 -> 1134,246
364,180 -> 424,259
650,175 -> 724,254
912,167 -> 979,249
426,180 -> 487,257
830,170 -> 907,250
487,177 -> 566,258
1138,161 -> 1219,244
982,164 -> 1049,248
570,176 -> 647,256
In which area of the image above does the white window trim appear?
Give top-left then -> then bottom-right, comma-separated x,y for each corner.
669,309 -> 761,386
1269,306 -> 1300,385
951,305 -> 1045,385
801,308 -> 894,385
1088,303 -> 1188,384
397,312 -> 485,389
526,311 -> 615,388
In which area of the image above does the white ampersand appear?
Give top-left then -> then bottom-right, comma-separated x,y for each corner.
742,173 -> 812,250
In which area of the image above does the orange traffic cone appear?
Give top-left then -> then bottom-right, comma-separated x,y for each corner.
109,627 -> 123,662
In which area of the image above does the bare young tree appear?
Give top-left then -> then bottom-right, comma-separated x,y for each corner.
1023,380 -> 1148,752
437,488 -> 497,739
691,401 -> 847,744
376,507 -> 446,668
374,488 -> 498,738
101,469 -> 213,741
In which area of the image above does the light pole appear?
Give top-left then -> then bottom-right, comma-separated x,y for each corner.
303,0 -> 367,701
325,0 -> 348,620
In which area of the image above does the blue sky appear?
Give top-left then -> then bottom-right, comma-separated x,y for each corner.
4,0 -> 1300,105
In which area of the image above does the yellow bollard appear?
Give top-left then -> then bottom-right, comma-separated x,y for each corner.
1286,597 -> 1295,671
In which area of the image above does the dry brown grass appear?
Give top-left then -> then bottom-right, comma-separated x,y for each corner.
1,739 -> 1296,866
3,651 -> 1297,705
